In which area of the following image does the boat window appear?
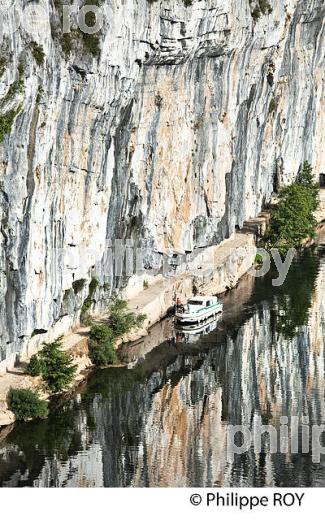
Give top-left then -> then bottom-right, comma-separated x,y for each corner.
188,300 -> 203,306
206,300 -> 210,307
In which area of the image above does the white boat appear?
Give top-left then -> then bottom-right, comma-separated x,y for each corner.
175,295 -> 223,324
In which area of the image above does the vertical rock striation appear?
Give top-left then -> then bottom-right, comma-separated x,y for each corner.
0,0 -> 324,366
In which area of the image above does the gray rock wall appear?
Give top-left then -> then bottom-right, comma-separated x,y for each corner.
0,0 -> 324,365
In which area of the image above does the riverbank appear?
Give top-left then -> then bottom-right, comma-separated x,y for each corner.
1,190 -> 325,428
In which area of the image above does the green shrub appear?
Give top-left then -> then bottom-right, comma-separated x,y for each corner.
27,354 -> 45,376
81,0 -> 103,57
8,388 -> 49,421
250,0 -> 272,21
89,324 -> 118,366
89,323 -> 114,343
80,278 -> 99,324
29,42 -> 45,66
90,340 -> 118,366
147,0 -> 192,4
88,301 -> 146,366
108,299 -> 146,337
7,79 -> 24,97
72,278 -> 86,294
268,97 -> 277,115
0,56 -> 8,76
52,0 -> 104,58
143,280 -> 149,289
80,298 -> 92,324
61,33 -> 74,56
89,277 -> 99,293
251,6 -> 261,20
0,79 -> 24,108
259,0 -> 273,14
0,106 -> 21,143
297,160 -> 319,196
254,252 -> 264,268
27,336 -> 77,393
63,288 -> 73,301
82,33 -> 101,57
17,57 -> 26,77
265,161 -> 319,254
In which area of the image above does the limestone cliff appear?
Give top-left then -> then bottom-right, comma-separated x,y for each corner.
0,0 -> 324,367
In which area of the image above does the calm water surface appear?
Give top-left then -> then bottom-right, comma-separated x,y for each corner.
1,247 -> 325,487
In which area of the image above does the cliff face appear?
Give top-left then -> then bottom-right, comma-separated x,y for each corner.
0,0 -> 324,365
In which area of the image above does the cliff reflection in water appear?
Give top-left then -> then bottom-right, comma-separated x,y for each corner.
0,250 -> 325,487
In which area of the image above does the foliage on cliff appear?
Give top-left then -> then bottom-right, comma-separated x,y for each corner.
27,336 -> 77,393
80,277 -> 99,324
265,162 -> 319,254
147,0 -> 193,5
0,56 -> 8,77
29,41 -> 45,66
249,0 -> 273,21
0,106 -> 22,143
8,389 -> 49,421
52,0 -> 104,58
89,324 -> 117,365
107,299 -> 146,336
89,299 -> 146,366
0,80 -> 24,109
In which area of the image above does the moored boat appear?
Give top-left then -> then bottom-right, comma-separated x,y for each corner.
175,295 -> 223,324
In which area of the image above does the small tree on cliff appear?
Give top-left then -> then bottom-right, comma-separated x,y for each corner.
265,161 -> 319,254
107,299 -> 146,337
88,324 -> 118,366
28,336 -> 77,393
297,160 -> 319,198
88,300 -> 146,366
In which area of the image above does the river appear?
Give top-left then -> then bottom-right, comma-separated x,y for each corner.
1,245 -> 325,487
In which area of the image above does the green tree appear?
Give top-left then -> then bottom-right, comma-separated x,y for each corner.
8,388 -> 49,421
108,299 -> 146,337
27,336 -> 77,393
27,354 -> 45,377
297,160 -> 319,198
265,162 -> 319,254
88,300 -> 146,366
88,324 -> 118,366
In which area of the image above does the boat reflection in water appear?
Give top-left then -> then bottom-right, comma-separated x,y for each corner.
174,315 -> 221,344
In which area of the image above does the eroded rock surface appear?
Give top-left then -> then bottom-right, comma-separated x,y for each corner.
0,0 -> 324,366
